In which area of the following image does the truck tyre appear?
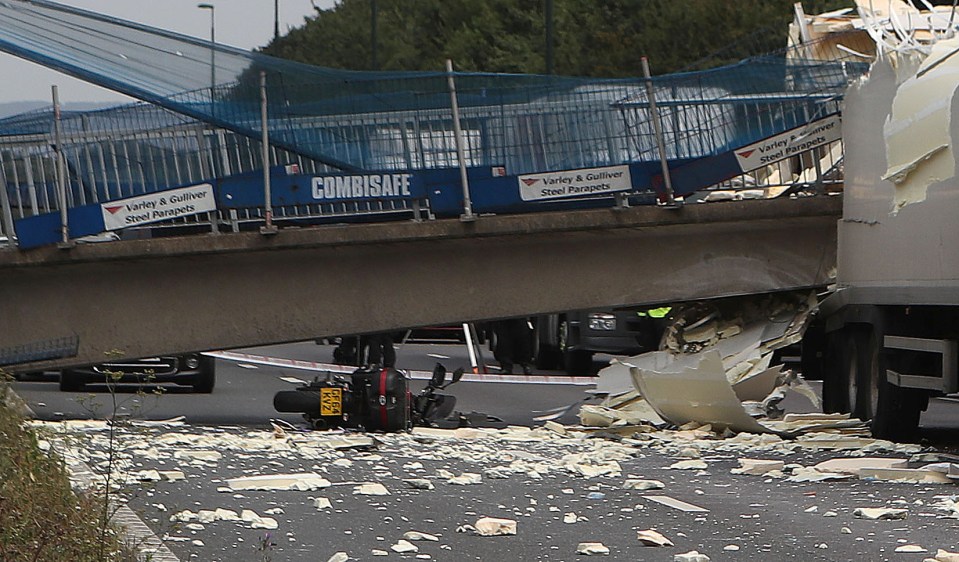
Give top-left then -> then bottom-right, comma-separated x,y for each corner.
558,319 -> 592,375
192,356 -> 216,393
853,328 -> 881,421
822,329 -> 853,414
59,370 -> 85,392
866,330 -> 925,441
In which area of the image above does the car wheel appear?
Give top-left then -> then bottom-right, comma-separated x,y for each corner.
59,370 -> 86,392
192,356 -> 216,393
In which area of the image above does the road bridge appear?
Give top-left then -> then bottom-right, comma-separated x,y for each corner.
0,196 -> 839,371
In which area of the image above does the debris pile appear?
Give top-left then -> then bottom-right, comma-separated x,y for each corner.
586,292 -> 871,437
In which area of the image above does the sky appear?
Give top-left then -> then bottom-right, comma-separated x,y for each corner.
1,0 -> 337,104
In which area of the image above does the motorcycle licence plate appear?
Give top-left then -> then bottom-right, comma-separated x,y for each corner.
320,387 -> 342,416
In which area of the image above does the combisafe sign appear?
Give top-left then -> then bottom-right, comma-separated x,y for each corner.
101,183 -> 216,231
518,165 -> 632,201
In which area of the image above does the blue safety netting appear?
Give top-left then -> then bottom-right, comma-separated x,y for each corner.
0,0 -> 867,175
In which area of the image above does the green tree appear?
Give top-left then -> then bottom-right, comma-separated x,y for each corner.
265,0 -> 854,76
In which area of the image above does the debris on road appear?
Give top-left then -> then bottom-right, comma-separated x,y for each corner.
924,549 -> 959,562
353,482 -> 390,496
226,472 -> 332,491
576,541 -> 610,555
674,551 -> 710,562
853,507 -> 909,520
472,517 -> 517,537
588,292 -> 870,437
636,529 -> 674,547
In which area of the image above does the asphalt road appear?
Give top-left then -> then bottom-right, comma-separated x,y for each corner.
10,341 -> 959,562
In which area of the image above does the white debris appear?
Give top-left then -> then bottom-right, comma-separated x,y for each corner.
173,449 -> 221,462
924,549 -> 959,562
372,550 -> 388,556
215,508 -> 240,521
643,495 -> 709,513
327,553 -> 349,562
674,551 -> 710,562
404,478 -> 435,490
197,510 -> 217,524
732,458 -> 784,476
636,529 -> 674,547
391,540 -> 418,553
859,467 -> 953,484
854,507 -> 909,520
576,542 -> 610,555
896,545 -> 928,553
786,467 -> 851,483
403,531 -> 439,542
249,516 -> 278,530
474,517 -> 517,536
314,497 -> 333,510
448,472 -> 482,485
841,527 -> 852,534
563,512 -> 578,524
170,510 -> 197,523
353,483 -> 390,496
813,457 -> 907,475
226,473 -> 331,491
668,459 -> 708,471
624,479 -> 665,491
724,545 -> 741,551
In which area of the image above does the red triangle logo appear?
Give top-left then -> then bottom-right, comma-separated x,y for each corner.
737,149 -> 755,159
105,205 -> 124,215
521,178 -> 539,186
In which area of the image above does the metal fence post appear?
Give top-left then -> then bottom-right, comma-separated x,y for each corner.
641,57 -> 679,208
446,59 -> 475,222
52,85 -> 73,247
260,70 -> 277,234
0,168 -> 15,246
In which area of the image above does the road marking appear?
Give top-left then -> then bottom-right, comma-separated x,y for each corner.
61,447 -> 180,561
204,350 -> 597,386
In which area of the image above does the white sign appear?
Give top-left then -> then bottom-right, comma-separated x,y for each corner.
101,183 -> 216,231
734,115 -> 842,172
518,165 -> 632,202
311,173 -> 412,200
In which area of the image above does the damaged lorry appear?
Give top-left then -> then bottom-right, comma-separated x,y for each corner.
799,26 -> 959,441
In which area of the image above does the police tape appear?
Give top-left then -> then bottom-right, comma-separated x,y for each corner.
202,350 -> 597,386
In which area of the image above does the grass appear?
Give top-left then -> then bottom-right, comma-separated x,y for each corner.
0,375 -> 138,562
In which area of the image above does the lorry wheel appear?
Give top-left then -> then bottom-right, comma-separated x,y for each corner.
822,329 -> 853,414
558,319 -> 591,375
854,328 -> 883,421
868,332 -> 926,442
872,384 -> 925,442
192,356 -> 216,393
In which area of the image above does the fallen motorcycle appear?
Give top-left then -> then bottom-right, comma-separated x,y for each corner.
273,363 -> 504,431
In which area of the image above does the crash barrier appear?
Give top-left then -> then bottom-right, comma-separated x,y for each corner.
0,2 -> 863,247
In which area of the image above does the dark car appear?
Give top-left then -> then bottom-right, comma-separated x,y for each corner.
58,353 -> 215,393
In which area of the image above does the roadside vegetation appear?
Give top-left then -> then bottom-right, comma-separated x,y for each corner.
0,374 -> 136,562
265,0 -> 855,75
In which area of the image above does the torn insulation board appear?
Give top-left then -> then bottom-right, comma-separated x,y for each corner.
881,37 -> 959,213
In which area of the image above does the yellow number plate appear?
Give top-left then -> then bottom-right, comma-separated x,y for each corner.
320,387 -> 343,416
